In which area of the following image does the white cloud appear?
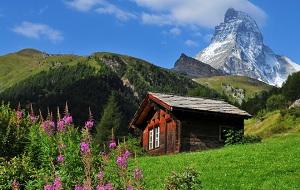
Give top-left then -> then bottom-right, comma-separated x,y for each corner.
12,22 -> 64,43
134,0 -> 267,28
185,40 -> 199,47
141,13 -> 173,25
66,0 -> 137,21
170,27 -> 181,36
96,4 -> 137,21
65,0 -> 267,33
65,0 -> 101,12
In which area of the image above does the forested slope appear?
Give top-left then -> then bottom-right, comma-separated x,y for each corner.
0,49 -> 220,137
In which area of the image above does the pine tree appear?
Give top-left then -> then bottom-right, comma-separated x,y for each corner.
95,91 -> 122,147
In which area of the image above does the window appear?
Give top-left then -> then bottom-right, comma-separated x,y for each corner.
149,129 -> 153,150
149,126 -> 160,150
219,126 -> 234,141
155,126 -> 160,148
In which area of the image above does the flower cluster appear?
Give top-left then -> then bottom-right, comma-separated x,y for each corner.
63,116 -> 73,124
44,177 -> 62,190
74,184 -> 91,190
53,178 -> 63,190
80,142 -> 90,155
42,121 -> 55,135
116,150 -> 130,167
109,140 -> 116,149
16,107 -> 22,127
57,121 -> 66,132
16,111 -> 22,118
30,115 -> 37,122
84,121 -> 94,129
134,168 -> 144,180
96,183 -> 115,190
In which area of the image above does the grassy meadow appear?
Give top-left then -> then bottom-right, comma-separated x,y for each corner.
138,133 -> 300,189
136,110 -> 300,189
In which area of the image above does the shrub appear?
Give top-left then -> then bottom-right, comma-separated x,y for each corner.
115,135 -> 145,157
266,94 -> 288,111
224,129 -> 262,145
0,155 -> 36,190
0,102 -> 31,160
165,167 -> 202,190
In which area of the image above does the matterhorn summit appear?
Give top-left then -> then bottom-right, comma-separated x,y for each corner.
194,8 -> 300,86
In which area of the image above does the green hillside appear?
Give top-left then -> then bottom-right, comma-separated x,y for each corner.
0,48 -> 98,93
245,110 -> 300,139
0,49 -> 219,128
194,75 -> 274,104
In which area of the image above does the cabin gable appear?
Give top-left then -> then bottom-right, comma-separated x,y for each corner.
140,105 -> 179,155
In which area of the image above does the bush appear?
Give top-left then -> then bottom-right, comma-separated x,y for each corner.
266,94 -> 288,111
224,129 -> 262,145
0,155 -> 37,190
166,167 -> 202,190
115,135 -> 145,157
0,102 -> 31,160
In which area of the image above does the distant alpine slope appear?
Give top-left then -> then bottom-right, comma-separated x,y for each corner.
192,8 -> 300,87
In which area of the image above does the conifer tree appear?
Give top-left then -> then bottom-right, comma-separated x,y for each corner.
95,91 -> 122,147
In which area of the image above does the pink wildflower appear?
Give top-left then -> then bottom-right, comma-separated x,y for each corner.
57,121 -> 66,132
109,141 -> 116,149
42,121 -> 55,135
53,177 -> 62,190
84,121 -> 94,129
75,185 -> 83,190
30,115 -> 37,122
98,173 -> 105,178
80,142 -> 90,155
123,150 -> 130,158
11,181 -> 19,190
57,155 -> 64,163
116,156 -> 127,167
16,111 -> 22,118
44,184 -> 53,190
63,116 -> 73,124
134,168 -> 144,180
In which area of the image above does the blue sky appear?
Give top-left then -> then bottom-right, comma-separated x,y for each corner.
1,0 -> 299,69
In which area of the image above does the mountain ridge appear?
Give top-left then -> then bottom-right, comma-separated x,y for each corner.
171,53 -> 224,78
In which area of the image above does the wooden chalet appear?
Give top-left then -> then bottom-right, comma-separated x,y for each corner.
129,92 -> 252,155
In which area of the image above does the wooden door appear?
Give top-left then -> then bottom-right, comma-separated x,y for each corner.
166,121 -> 176,154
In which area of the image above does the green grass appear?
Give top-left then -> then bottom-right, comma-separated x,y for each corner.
194,75 -> 273,101
137,134 -> 300,189
245,110 -> 300,139
136,110 -> 300,189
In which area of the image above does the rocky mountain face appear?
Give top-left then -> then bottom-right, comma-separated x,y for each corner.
172,53 -> 224,78
193,8 -> 300,87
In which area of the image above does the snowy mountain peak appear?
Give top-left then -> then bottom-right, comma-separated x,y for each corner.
194,8 -> 300,87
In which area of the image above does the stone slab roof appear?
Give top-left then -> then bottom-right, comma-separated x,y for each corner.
149,92 -> 252,118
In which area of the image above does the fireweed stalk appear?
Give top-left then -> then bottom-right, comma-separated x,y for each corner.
78,108 -> 94,189
98,133 -> 145,190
